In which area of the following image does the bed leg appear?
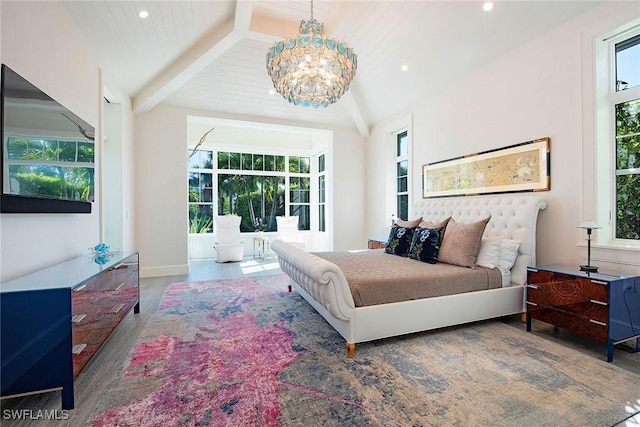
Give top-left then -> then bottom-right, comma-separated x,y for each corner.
287,284 -> 292,292
520,312 -> 526,322
346,343 -> 355,358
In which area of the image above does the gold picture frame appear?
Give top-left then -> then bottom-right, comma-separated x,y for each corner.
422,137 -> 550,198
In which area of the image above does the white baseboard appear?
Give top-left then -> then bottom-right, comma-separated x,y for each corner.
140,264 -> 189,278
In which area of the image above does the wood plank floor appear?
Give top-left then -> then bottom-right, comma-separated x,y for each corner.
1,256 -> 638,426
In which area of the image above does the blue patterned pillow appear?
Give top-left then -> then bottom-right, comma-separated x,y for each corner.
408,227 -> 444,264
384,225 -> 415,257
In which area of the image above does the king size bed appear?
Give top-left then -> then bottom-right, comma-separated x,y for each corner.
271,195 -> 547,357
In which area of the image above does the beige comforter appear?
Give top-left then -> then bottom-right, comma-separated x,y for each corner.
315,249 -> 502,307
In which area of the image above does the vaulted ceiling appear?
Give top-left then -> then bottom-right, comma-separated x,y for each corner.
60,1 -> 602,137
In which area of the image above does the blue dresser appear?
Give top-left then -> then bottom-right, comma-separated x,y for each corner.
526,264 -> 640,362
0,251 -> 139,409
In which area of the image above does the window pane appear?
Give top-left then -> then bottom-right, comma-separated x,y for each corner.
319,205 -> 325,232
241,153 -> 253,170
230,152 -> 241,170
319,175 -> 325,203
319,154 -> 325,172
188,172 -> 212,202
289,156 -> 299,173
8,163 -> 93,201
397,177 -> 407,193
189,204 -> 213,234
77,142 -> 94,163
299,177 -> 310,190
6,137 -> 28,159
275,155 -> 285,172
265,155 -> 275,171
300,157 -> 310,173
616,174 -> 640,239
616,34 -> 640,91
397,160 -> 408,177
397,194 -> 408,221
190,150 -> 213,169
217,173 -> 285,232
397,131 -> 408,156
43,140 -> 59,161
28,139 -> 44,159
616,99 -> 640,170
254,154 -> 264,171
291,205 -> 310,230
217,152 -> 229,169
59,141 -> 76,162
615,97 -> 640,240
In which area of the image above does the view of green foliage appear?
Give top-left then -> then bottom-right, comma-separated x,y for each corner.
5,137 -> 95,201
615,98 -> 640,240
218,174 -> 285,232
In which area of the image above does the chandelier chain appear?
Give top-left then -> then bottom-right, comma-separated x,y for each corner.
310,0 -> 314,20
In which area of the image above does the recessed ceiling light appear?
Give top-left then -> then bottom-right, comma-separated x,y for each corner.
401,65 -> 408,72
483,2 -> 494,12
138,10 -> 149,19
268,89 -> 275,95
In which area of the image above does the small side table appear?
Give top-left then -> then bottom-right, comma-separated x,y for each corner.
367,238 -> 387,249
253,236 -> 269,260
526,264 -> 640,362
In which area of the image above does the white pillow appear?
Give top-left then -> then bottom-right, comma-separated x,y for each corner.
496,239 -> 521,272
476,237 -> 503,269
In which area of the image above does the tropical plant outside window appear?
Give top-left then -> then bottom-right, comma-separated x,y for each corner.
614,34 -> 640,240
4,136 -> 94,201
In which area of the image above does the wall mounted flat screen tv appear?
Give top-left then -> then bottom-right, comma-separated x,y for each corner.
1,64 -> 94,213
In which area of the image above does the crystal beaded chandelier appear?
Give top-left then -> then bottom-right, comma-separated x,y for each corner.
265,0 -> 357,109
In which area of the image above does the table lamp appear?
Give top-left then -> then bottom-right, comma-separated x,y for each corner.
578,221 -> 601,273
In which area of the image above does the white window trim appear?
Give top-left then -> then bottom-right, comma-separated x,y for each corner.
581,6 -> 640,265
384,114 -> 413,226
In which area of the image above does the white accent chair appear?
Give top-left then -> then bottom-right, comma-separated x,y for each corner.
214,215 -> 244,262
275,216 -> 306,251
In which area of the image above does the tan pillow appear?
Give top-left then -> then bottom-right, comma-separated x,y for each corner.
438,216 -> 491,268
394,218 -> 422,228
418,216 -> 451,230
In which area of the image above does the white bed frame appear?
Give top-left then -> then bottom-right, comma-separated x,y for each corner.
271,195 -> 547,357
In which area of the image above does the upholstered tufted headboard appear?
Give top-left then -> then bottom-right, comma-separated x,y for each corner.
412,195 -> 547,286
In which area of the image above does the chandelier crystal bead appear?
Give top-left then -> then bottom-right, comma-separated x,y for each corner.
266,2 -> 357,109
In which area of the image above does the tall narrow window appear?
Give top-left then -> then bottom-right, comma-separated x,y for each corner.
289,155 -> 310,230
188,149 -> 214,234
396,131 -> 409,221
614,34 -> 640,240
318,154 -> 326,232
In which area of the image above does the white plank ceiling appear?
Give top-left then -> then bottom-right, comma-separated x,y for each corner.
59,0 -> 605,136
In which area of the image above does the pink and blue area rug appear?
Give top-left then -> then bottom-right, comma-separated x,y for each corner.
90,274 -> 640,427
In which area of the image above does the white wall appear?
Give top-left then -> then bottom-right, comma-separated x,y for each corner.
0,2 -> 136,283
0,1 -> 101,281
135,105 -> 366,277
366,2 -> 640,275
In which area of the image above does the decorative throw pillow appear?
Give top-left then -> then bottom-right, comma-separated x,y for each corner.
385,225 -> 415,257
496,239 -> 521,272
476,237 -> 503,269
408,227 -> 444,264
394,218 -> 422,228
438,216 -> 491,268
418,217 -> 451,230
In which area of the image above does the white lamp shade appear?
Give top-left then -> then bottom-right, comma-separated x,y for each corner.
578,221 -> 601,230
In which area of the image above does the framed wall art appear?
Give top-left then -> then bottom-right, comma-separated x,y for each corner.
422,137 -> 550,198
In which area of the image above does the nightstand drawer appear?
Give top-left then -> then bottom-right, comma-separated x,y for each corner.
528,307 -> 607,342
527,271 -> 608,302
